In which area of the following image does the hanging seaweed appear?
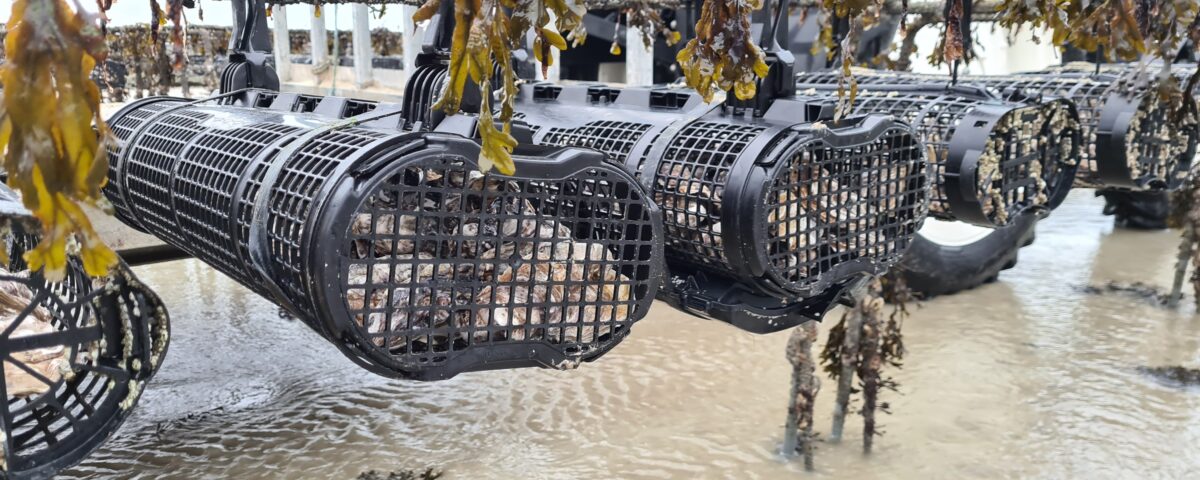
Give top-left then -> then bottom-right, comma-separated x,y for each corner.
995,0 -> 1200,106
675,0 -> 768,102
623,2 -> 681,50
166,0 -> 187,69
413,0 -> 585,174
0,0 -> 117,280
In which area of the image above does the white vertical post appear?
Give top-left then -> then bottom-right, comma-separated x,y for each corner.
625,23 -> 653,86
351,4 -> 374,88
401,5 -> 423,84
542,11 -> 561,81
272,6 -> 292,82
1005,28 -> 1057,74
309,5 -> 329,68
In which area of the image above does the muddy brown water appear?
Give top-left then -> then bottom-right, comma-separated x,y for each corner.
62,191 -> 1200,479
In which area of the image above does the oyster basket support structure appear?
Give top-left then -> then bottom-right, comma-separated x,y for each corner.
793,77 -> 1082,227
103,89 -> 665,380
0,185 -> 171,480
794,69 -> 1198,191
514,82 -> 931,333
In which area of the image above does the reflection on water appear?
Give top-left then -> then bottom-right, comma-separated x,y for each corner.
64,191 -> 1200,479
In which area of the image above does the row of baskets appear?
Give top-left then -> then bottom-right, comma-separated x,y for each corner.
101,84 -> 933,381
99,64 -> 1174,382
793,67 -> 1200,192
9,64 -> 1169,480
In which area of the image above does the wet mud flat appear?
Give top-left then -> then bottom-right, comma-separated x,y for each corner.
63,190 -> 1200,479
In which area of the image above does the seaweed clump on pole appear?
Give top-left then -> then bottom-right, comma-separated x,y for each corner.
819,276 -> 909,454
783,321 -> 819,471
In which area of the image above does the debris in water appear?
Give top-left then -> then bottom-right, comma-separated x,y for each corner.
357,468 -> 443,480
1137,366 -> 1200,387
1080,281 -> 1171,306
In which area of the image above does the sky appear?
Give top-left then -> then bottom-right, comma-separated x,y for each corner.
0,1 -> 410,32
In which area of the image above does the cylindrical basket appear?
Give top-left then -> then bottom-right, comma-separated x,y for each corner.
795,68 -> 1198,191
793,77 -> 1081,227
105,91 -> 664,380
515,83 -> 931,332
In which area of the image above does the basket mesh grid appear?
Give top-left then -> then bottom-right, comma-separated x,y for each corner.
266,128 -> 391,313
766,127 -> 926,289
342,160 -> 658,366
541,121 -> 653,162
654,122 -> 765,271
172,122 -> 302,294
795,80 -> 1073,224
963,75 -> 1111,186
105,100 -> 185,224
838,91 -> 975,217
124,109 -> 215,244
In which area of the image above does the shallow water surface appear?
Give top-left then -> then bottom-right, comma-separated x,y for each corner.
64,191 -> 1200,479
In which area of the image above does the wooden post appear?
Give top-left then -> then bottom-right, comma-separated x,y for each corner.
624,22 -> 653,86
272,5 -> 292,82
400,5 -> 422,84
351,4 -> 374,88
309,5 -> 330,68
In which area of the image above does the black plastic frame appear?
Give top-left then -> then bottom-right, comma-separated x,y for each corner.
0,186 -> 170,480
513,82 -> 931,333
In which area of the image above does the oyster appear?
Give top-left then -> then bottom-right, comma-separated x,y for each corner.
1,269 -> 69,398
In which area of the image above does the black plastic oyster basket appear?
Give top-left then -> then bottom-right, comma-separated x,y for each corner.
104,89 -> 664,380
796,69 -> 1198,191
795,74 -> 1081,227
0,185 -> 170,480
514,82 -> 931,333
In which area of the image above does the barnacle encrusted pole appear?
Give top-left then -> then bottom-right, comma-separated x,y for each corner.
856,280 -> 884,454
0,0 -> 118,280
1168,173 -> 1200,307
823,301 -> 862,443
818,276 -> 909,454
782,321 -> 819,471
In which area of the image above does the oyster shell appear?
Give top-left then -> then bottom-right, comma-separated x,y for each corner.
0,270 -> 69,398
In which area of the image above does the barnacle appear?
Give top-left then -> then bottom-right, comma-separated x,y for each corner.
0,0 -> 117,280
675,0 -> 769,102
414,0 -> 585,174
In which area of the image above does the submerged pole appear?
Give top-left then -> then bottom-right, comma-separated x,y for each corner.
784,321 -> 819,470
829,307 -> 862,443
